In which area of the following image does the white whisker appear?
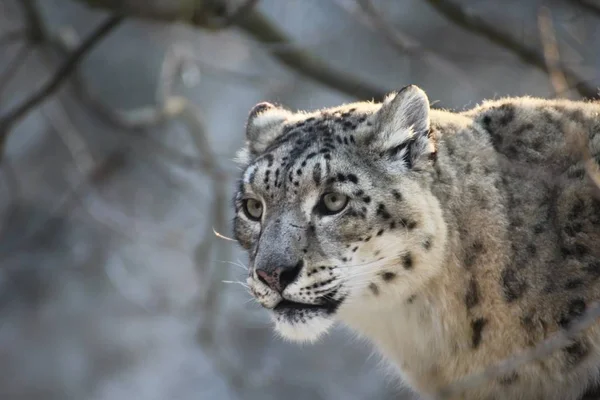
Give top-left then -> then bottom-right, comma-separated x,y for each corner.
222,280 -> 250,288
219,260 -> 248,271
213,227 -> 237,242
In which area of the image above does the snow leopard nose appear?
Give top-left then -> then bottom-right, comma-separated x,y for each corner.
255,260 -> 303,293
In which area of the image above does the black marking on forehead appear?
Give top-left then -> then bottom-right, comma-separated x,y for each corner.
274,168 -> 280,187
312,162 -> 322,185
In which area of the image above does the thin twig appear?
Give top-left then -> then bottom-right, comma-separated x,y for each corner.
0,149 -> 129,260
39,32 -> 241,175
235,8 -> 387,100
0,14 -> 124,158
20,0 -> 46,43
352,0 -> 477,94
423,0 -> 599,100
537,7 -> 570,98
41,99 -> 96,175
220,0 -> 261,27
76,0 -> 387,100
437,301 -> 600,399
355,0 -> 420,53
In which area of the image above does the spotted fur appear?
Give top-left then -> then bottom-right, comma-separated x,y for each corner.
232,85 -> 600,400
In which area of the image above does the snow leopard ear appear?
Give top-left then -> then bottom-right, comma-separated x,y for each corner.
245,102 -> 293,156
369,85 -> 435,168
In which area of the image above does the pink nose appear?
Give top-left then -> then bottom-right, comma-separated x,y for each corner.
256,268 -> 284,292
255,261 -> 303,293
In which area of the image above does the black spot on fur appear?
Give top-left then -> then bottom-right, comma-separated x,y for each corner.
369,283 -> 379,295
501,268 -> 528,302
392,190 -> 402,201
423,237 -> 432,250
376,229 -> 384,236
347,174 -> 358,184
465,278 -> 479,310
407,294 -> 417,304
565,279 -> 584,290
376,204 -> 391,220
471,318 -> 488,348
482,115 -> 492,129
464,241 -> 484,268
381,272 -> 397,282
520,314 -> 534,330
533,223 -> 545,234
402,253 -> 413,269
498,104 -> 516,126
363,196 -> 371,203
564,339 -> 590,367
498,372 -> 519,385
569,198 -> 585,219
313,163 -> 322,185
399,218 -> 417,230
584,261 -> 600,278
564,223 -> 582,237
265,154 -> 274,167
559,298 -> 586,328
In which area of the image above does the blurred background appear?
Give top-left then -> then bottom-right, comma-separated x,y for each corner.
0,0 -> 598,399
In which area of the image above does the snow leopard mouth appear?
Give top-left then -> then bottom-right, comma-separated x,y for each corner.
273,294 -> 344,317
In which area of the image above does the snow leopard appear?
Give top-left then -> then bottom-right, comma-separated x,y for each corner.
231,84 -> 600,400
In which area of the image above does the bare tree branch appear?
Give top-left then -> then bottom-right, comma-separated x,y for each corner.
351,0 -> 477,93
75,0 -> 388,100
537,6 -> 570,98
423,0 -> 599,100
573,0 -> 600,18
20,0 -> 46,43
234,8 -> 387,100
354,0 -> 420,53
0,148 -> 128,261
0,14 -> 124,159
219,0 -> 261,28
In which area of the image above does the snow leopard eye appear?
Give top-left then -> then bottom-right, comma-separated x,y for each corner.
318,192 -> 349,215
243,198 -> 263,221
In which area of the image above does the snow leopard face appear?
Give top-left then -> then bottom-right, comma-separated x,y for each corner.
232,86 -> 447,342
